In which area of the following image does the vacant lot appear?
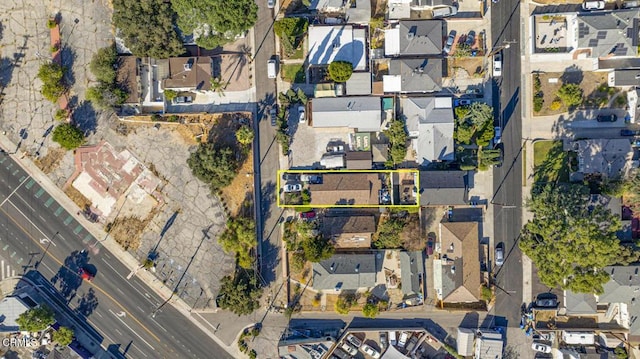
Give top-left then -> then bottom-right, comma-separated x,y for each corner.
448,58 -> 484,79
534,71 -> 622,116
533,140 -> 569,183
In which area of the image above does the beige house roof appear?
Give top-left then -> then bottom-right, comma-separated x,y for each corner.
163,57 -> 212,91
439,221 -> 481,303
322,215 -> 376,248
309,173 -> 382,206
116,56 -> 140,104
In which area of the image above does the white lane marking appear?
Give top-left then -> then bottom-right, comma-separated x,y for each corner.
103,252 -> 111,259
95,311 -> 103,318
41,261 -> 54,274
39,215 -> 46,222
13,193 -> 34,212
87,318 -> 117,345
108,309 -> 155,350
1,260 -> 4,279
115,328 -> 123,336
149,317 -> 168,333
100,258 -> 154,305
11,269 -> 15,277
0,176 -> 30,207
6,199 -> 51,242
133,345 -> 149,358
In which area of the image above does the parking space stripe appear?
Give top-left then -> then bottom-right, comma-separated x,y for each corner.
54,206 -> 63,216
63,216 -> 73,225
25,179 -> 35,189
0,157 -> 6,164
44,197 -> 54,208
73,225 -> 83,234
18,176 -> 25,182
83,234 -> 92,243
11,169 -> 19,176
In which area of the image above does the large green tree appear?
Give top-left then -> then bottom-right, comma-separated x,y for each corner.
37,62 -> 66,103
53,326 -> 74,346
454,102 -> 494,146
328,61 -> 354,83
171,0 -> 258,49
519,184 -> 622,294
52,123 -> 85,150
373,218 -> 405,248
384,120 -> 408,166
217,271 -> 262,316
90,44 -> 118,84
16,305 -> 55,332
187,145 -> 239,189
218,217 -> 256,269
112,0 -> 184,58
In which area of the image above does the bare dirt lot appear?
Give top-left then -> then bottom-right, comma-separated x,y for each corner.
448,58 -> 485,79
534,71 -> 624,116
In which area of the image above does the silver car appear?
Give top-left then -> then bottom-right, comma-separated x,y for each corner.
267,0 -> 275,8
444,30 -> 456,54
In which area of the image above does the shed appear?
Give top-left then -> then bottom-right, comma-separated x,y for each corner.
457,328 -> 475,356
321,154 -> 346,169
562,332 -> 595,345
346,151 -> 373,169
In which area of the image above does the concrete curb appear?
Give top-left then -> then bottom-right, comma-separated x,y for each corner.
0,134 -> 239,357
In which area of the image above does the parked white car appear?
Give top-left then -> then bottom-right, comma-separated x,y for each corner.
532,343 -> 552,353
283,183 -> 302,193
298,105 -> 306,123
582,0 -> 605,10
493,53 -> 502,77
360,344 -> 381,359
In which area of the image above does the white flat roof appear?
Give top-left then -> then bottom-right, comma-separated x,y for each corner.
383,75 -> 402,92
308,25 -> 367,71
385,28 -> 400,56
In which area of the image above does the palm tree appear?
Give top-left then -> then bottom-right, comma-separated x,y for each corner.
210,77 -> 228,97
236,125 -> 254,146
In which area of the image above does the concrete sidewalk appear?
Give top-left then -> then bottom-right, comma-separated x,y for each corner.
0,134 -> 241,358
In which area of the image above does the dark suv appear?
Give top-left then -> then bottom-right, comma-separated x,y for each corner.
596,114 -> 617,122
535,293 -> 558,308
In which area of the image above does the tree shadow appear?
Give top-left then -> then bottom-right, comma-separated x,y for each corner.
259,235 -> 281,284
71,100 -> 97,135
560,64 -> 584,85
50,250 -> 90,302
76,287 -> 99,317
533,140 -> 568,184
60,46 -> 76,88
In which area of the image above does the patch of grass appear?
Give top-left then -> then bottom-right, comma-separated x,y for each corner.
281,64 -> 306,83
285,46 -> 304,60
533,140 -> 569,183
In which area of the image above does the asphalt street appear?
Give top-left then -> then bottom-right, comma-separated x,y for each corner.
253,0 -> 283,287
0,151 -> 231,359
491,0 -> 525,327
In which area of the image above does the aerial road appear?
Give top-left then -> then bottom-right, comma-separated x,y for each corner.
491,0 -> 525,326
0,150 -> 232,359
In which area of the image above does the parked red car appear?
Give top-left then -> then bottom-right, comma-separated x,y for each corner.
79,268 -> 94,282
299,211 -> 316,219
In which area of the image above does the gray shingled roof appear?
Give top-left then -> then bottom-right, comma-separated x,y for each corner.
419,170 -> 468,206
612,69 -> 640,86
346,72 -> 373,95
312,253 -> 380,290
400,251 -> 424,297
311,97 -> 382,132
401,97 -> 454,163
399,20 -> 443,56
388,58 -> 442,93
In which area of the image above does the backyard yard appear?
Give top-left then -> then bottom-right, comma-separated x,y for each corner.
533,140 -> 571,183
532,71 -> 626,116
281,63 -> 306,83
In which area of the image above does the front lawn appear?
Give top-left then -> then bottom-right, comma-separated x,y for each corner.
533,140 -> 569,183
281,64 -> 306,83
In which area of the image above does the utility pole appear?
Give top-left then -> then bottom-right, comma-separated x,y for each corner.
487,39 -> 518,57
35,232 -> 59,270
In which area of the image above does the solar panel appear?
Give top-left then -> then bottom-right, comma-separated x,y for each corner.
578,23 -> 590,39
597,31 -> 607,39
614,43 -> 628,56
589,39 -> 599,47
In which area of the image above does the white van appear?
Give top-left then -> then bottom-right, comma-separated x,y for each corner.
267,59 -> 277,79
389,331 -> 397,346
398,332 -> 409,348
432,5 -> 458,18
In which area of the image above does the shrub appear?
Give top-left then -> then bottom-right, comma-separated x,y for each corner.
50,44 -> 59,53
54,109 -> 69,121
47,19 -> 57,29
334,294 -> 355,315
550,98 -> 562,111
533,95 -> 544,112
557,83 -> 583,107
481,285 -> 493,302
362,303 -> 379,318
37,62 -> 66,103
533,74 -> 541,92
52,123 -> 84,150
328,61 -> 354,82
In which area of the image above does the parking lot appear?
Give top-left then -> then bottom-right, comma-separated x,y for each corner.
288,121 -> 352,169
331,329 -> 445,359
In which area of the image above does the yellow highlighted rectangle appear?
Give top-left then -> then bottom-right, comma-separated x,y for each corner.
277,169 -> 420,208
